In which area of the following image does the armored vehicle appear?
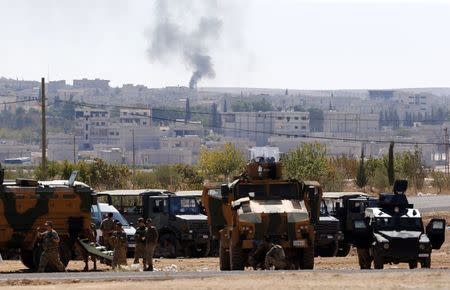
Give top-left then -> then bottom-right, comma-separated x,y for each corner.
354,180 -> 446,269
99,189 -> 210,257
315,200 -> 343,257
0,171 -> 99,270
202,158 -> 322,270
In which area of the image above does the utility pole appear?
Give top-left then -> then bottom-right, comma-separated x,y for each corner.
445,128 -> 449,176
73,133 -> 76,164
132,129 -> 136,188
41,77 -> 47,179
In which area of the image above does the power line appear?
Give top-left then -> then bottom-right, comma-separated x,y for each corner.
61,100 -> 448,146
55,99 -> 449,123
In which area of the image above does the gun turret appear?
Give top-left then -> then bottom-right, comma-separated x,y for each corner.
246,158 -> 282,180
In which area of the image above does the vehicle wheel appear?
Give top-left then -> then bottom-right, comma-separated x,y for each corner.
59,240 -> 72,267
421,257 -> 431,268
219,240 -> 230,271
299,247 -> 314,269
408,260 -> 418,269
229,243 -> 245,270
357,248 -> 371,269
159,233 -> 178,258
336,243 -> 351,257
373,254 -> 384,269
318,241 -> 339,257
20,249 -> 35,270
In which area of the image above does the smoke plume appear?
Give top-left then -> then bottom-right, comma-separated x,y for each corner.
147,0 -> 222,89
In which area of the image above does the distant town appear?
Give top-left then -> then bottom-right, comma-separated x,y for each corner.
1,76 -> 450,169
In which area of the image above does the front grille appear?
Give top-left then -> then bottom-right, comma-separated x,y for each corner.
315,221 -> 340,234
189,222 -> 208,231
387,238 -> 418,258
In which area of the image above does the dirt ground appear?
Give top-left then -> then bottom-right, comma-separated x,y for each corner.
1,212 -> 449,289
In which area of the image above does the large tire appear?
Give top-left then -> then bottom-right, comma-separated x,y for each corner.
336,243 -> 351,257
219,240 -> 230,271
409,260 -> 418,269
373,251 -> 384,270
159,233 -> 178,258
317,241 -> 338,257
357,248 -> 372,269
20,249 -> 35,270
299,247 -> 314,270
421,257 -> 431,268
230,243 -> 245,270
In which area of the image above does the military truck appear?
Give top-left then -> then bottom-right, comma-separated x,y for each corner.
353,180 -> 446,269
315,200 -> 343,257
202,158 -> 322,270
142,190 -> 210,257
0,170 -> 103,270
99,189 -> 210,257
322,191 -> 376,257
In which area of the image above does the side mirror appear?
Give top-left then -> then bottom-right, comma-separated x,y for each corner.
426,218 -> 446,250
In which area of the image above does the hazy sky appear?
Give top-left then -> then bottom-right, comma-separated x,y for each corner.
1,0 -> 449,89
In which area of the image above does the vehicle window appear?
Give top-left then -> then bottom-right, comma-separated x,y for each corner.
269,184 -> 300,199
208,189 -> 221,199
237,184 -> 265,198
399,218 -> 422,231
169,197 -> 199,215
105,211 -> 129,226
375,217 -> 394,230
320,200 -> 328,216
152,199 -> 166,213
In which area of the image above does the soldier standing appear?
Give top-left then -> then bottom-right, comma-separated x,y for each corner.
144,218 -> 158,271
36,221 -> 65,272
111,222 -> 128,269
133,218 -> 147,266
100,212 -> 115,250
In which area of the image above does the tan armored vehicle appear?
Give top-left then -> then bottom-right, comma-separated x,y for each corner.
202,158 -> 322,270
0,170 -> 110,270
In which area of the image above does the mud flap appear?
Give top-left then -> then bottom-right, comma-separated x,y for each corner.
426,218 -> 446,250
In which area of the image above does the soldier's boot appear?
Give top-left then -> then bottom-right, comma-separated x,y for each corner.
93,257 -> 97,271
146,265 -> 154,271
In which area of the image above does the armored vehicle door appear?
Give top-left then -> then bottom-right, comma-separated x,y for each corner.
202,186 -> 227,239
426,218 -> 446,249
143,196 -> 169,229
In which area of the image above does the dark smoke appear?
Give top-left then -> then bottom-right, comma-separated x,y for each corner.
147,0 -> 222,89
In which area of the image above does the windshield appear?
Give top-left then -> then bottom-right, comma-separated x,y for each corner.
320,200 -> 329,216
375,217 -> 423,231
105,211 -> 130,227
169,197 -> 200,215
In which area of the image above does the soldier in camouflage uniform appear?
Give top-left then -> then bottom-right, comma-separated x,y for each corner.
36,221 -> 65,272
145,218 -> 158,271
133,218 -> 147,266
111,222 -> 128,269
265,244 -> 288,270
100,212 -> 115,250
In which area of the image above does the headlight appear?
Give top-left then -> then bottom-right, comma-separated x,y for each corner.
189,229 -> 193,233
383,243 -> 389,249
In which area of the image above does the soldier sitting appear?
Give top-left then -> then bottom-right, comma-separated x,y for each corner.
36,221 -> 66,272
265,244 -> 288,270
111,222 -> 128,269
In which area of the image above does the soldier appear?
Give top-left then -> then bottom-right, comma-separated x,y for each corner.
133,218 -> 147,266
100,212 -> 115,250
111,222 -> 128,269
265,244 -> 288,270
144,218 -> 158,271
36,221 -> 66,272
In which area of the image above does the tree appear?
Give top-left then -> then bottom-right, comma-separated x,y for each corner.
396,146 -> 425,193
387,142 -> 395,186
198,143 -> 246,181
431,171 -> 447,194
356,147 -> 367,189
283,143 -> 328,182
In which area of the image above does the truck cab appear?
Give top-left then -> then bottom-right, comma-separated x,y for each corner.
141,191 -> 210,257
